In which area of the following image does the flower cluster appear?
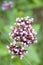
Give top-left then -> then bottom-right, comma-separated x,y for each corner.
2,1 -> 13,11
7,41 -> 28,59
7,16 -> 37,59
10,16 -> 37,46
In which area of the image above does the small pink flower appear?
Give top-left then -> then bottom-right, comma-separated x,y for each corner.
2,1 -> 13,11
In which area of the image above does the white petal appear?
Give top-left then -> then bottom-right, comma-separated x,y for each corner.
17,23 -> 20,26
16,18 -> 19,21
20,52 -> 22,54
13,40 -> 16,44
11,52 -> 14,54
22,47 -> 24,50
8,50 -> 11,53
6,45 -> 9,49
20,22 -> 25,25
26,16 -> 30,19
11,56 -> 14,59
34,40 -> 38,43
24,43 -> 27,46
10,36 -> 12,39
27,21 -> 29,23
26,51 -> 28,54
9,33 -> 11,36
10,26 -> 14,30
10,43 -> 12,45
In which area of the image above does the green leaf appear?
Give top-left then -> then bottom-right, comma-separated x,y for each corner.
24,45 -> 40,64
32,24 -> 40,32
0,43 -> 8,56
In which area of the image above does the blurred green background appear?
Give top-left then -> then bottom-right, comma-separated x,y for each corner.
0,0 -> 43,65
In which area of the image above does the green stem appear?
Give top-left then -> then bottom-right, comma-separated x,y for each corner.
24,57 -> 32,65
